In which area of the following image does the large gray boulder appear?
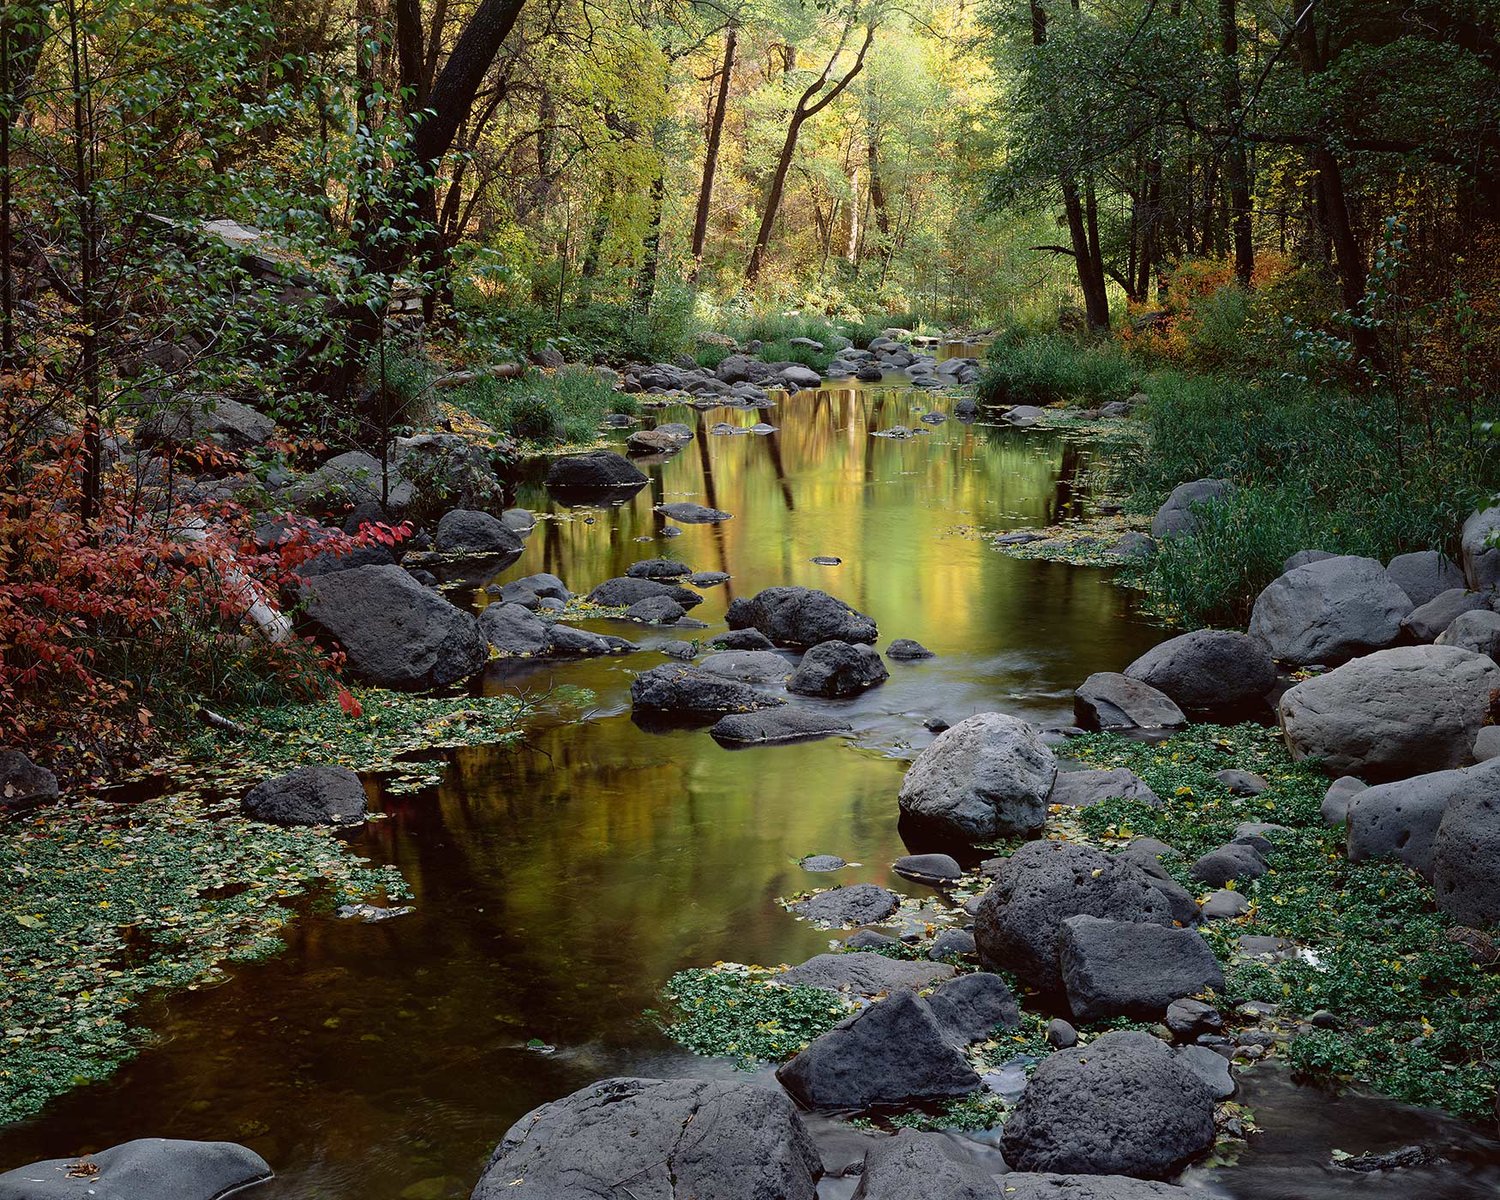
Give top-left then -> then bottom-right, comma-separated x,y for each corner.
470,1077 -> 821,1200
0,1139 -> 272,1200
1074,673 -> 1186,732
301,564 -> 488,689
1387,550 -> 1466,608
778,953 -> 955,997
1124,629 -> 1275,711
543,450 -> 647,498
630,664 -> 783,718
1321,776 -> 1367,825
1057,916 -> 1224,1023
1432,783 -> 1500,925
974,840 -> 1172,993
897,714 -> 1056,842
999,1176 -> 1196,1199
480,603 -> 552,656
851,1131 -> 997,1200
242,765 -> 365,827
1150,479 -> 1233,539
775,990 -> 981,1112
1279,645 -> 1500,779
924,972 -> 1021,1044
1402,588 -> 1492,643
1436,609 -> 1500,659
725,586 -> 877,648
1248,556 -> 1413,666
788,641 -> 889,697
698,650 -> 792,683
0,749 -> 59,811
435,508 -> 524,561
1000,1030 -> 1216,1179
1461,507 -> 1500,591
136,396 -> 275,452
1348,759 -> 1500,879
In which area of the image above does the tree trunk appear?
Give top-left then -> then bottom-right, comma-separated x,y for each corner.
1219,0 -> 1253,285
690,22 -> 736,272
636,172 -> 665,309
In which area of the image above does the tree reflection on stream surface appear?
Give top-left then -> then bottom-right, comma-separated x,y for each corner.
4,381 -> 1498,1198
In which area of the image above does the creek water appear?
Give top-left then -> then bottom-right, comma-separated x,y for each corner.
5,377 -> 1499,1199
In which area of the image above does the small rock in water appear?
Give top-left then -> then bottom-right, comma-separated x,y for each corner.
887,638 -> 934,660
800,854 -> 848,872
656,502 -> 733,524
920,411 -> 947,425
845,929 -> 898,950
923,716 -> 950,733
659,642 -> 697,661
893,853 -> 962,887
995,531 -> 1046,547
337,903 -> 415,922
927,929 -> 977,960
810,555 -> 842,566
688,571 -> 730,587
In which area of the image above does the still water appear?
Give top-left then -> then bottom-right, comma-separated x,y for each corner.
4,381 -> 1497,1198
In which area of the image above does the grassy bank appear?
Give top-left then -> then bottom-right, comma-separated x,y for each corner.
447,366 -> 637,448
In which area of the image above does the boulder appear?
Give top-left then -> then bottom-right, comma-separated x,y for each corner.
656,502 -> 732,524
480,603 -> 552,656
925,972 -> 1021,1044
1402,588 -> 1492,643
1150,479 -> 1233,539
897,714 -> 1057,842
588,577 -> 702,609
543,450 -> 647,498
851,1131 -> 997,1200
1436,609 -> 1500,659
294,543 -> 395,579
928,929 -> 977,960
1176,1044 -> 1236,1100
0,1139 -> 272,1200
893,853 -> 962,887
495,572 -> 569,608
792,883 -> 901,927
1112,532 -> 1155,561
708,628 -> 776,652
1165,998 -> 1223,1041
725,587 -> 877,648
136,396 -> 275,452
778,953 -> 955,996
1074,673 -> 1186,732
775,990 -> 981,1112
698,650 -> 791,683
1476,727 -> 1500,762
974,840 -> 1172,992
709,709 -> 852,747
688,571 -> 730,587
1124,630 -> 1275,711
1057,916 -> 1224,1022
0,750 -> 59,811
1321,776 -> 1367,825
470,1077 -> 821,1200
788,641 -> 889,697
1199,890 -> 1248,920
626,558 -> 692,580
288,450 -> 413,513
999,1178 -> 1195,1200
630,664 -> 782,718
1000,1030 -> 1216,1179
626,428 -> 686,455
1387,551 -> 1466,609
1279,645 -> 1500,779
1431,782 -> 1500,925
1461,507 -> 1500,591
624,596 -> 688,625
435,509 -> 522,560
242,765 -> 365,827
1248,556 -> 1413,666
1189,843 -> 1267,887
1284,549 -> 1336,572
1048,767 -> 1160,809
887,639 -> 934,660
301,564 -> 488,689
548,625 -> 636,657
1348,759 -> 1500,879
777,365 -> 824,391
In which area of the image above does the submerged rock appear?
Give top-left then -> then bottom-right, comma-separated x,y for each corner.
851,1131 -> 996,1200
778,952 -> 955,996
0,1138 -> 273,1200
656,502 -> 732,524
630,664 -> 782,717
886,638 -> 934,660
544,450 -> 647,498
709,709 -> 853,747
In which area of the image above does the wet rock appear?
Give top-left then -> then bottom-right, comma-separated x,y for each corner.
1005,405 -> 1046,426
1150,478 -> 1234,539
1279,645 -> 1500,779
1350,759 -> 1500,880
1476,727 -> 1500,762
777,365 -> 823,391
928,929 -> 977,960
1000,1030 -> 1216,1179
926,972 -> 1021,1043
588,577 -> 703,609
886,639 -> 934,660
630,664 -> 782,718
242,765 -> 366,828
800,854 -> 847,872
811,556 -> 843,566
0,1138 -> 273,1200
435,509 -> 523,565
1111,532 -> 1155,560
776,990 -> 981,1112
624,596 -> 688,625
548,625 -> 636,657
480,603 -> 552,656
1189,843 -> 1267,887
0,750 -> 58,811
1177,1044 -> 1235,1101
974,840 -> 1172,993
656,501 -> 733,524
850,1130 -> 996,1200
1217,769 -> 1268,796
725,586 -> 877,648
1461,506 -> 1500,590
792,884 -> 900,928
1322,775 -> 1367,825
897,713 -> 1056,842
625,558 -> 692,580
698,650 -> 791,683
1200,889 -> 1249,921
1124,629 -> 1275,711
1047,1019 -> 1078,1049
1403,588 -> 1492,643
709,709 -> 852,747
778,952 -> 955,996
1058,916 -> 1224,1023
544,449 -> 647,499
626,428 -> 687,455
688,572 -> 730,587
1165,998 -> 1223,1041
1436,609 -> 1500,659
893,853 -> 962,886
954,398 -> 979,420
302,564 -> 488,689
1388,551 -> 1466,609
494,572 -> 570,608
1074,673 -> 1186,732
788,640 -> 889,697
1048,767 -> 1160,809
846,930 -> 899,951
1248,555 -> 1412,666
707,628 -> 776,652
470,1077 -> 821,1200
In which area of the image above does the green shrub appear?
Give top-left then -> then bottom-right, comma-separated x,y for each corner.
694,342 -> 731,370
452,367 -> 634,446
974,335 -> 1141,407
758,338 -> 834,373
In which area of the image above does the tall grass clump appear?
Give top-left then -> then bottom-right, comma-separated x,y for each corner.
453,367 -> 635,445
974,335 -> 1142,407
